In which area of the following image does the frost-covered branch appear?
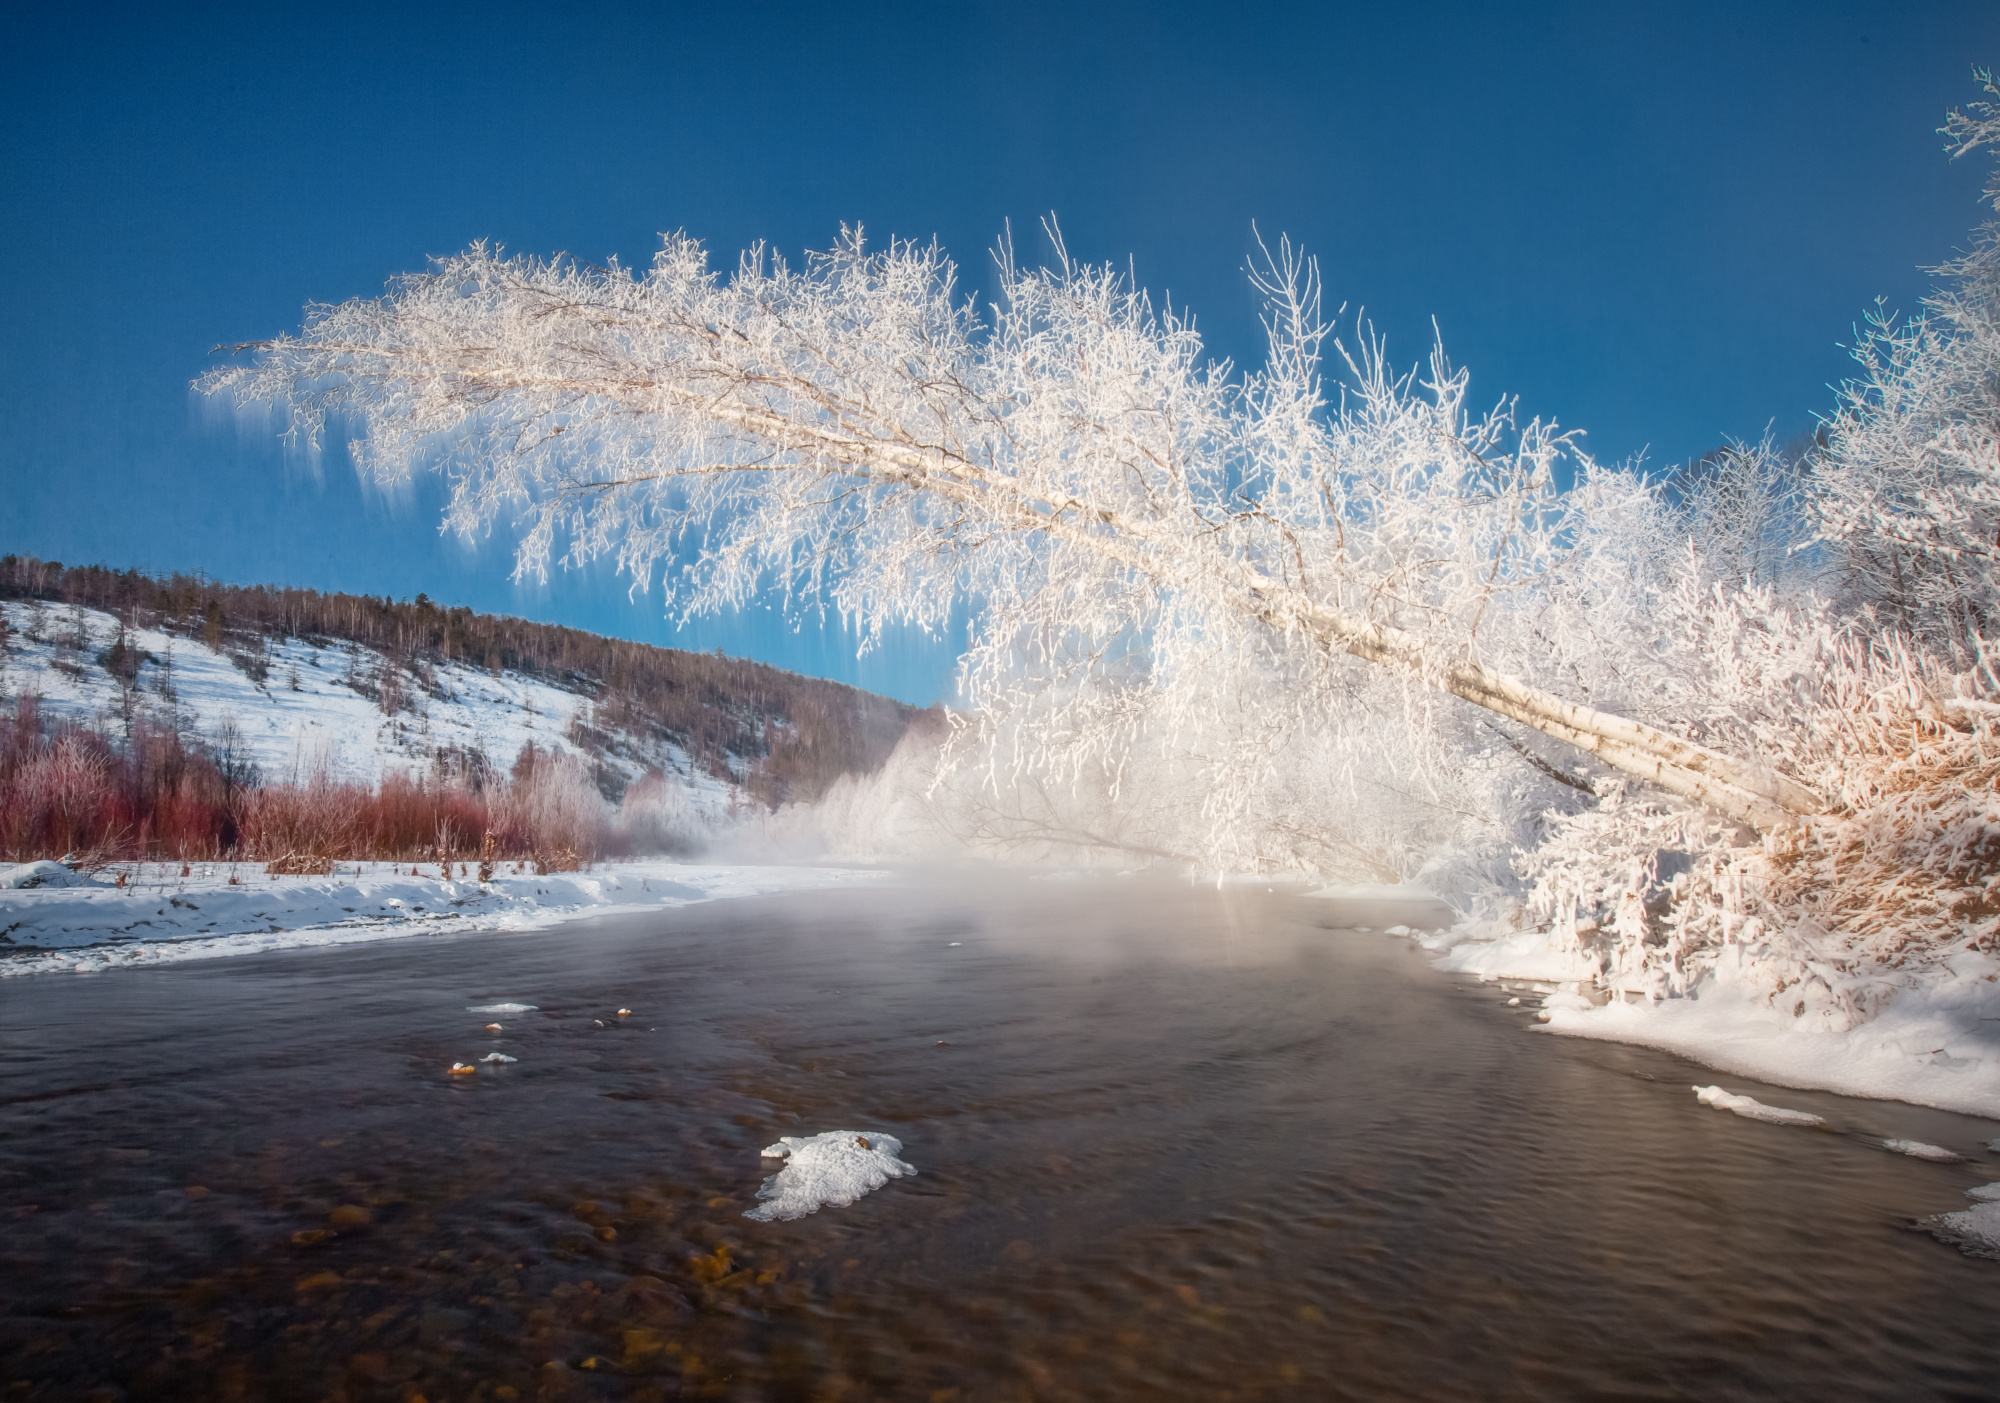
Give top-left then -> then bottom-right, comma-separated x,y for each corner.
200,229 -> 1812,830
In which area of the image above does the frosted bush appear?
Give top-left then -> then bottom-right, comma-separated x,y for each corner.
616,768 -> 704,855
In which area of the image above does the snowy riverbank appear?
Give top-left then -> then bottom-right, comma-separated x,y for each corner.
1416,914 -> 2000,1121
0,858 -> 899,977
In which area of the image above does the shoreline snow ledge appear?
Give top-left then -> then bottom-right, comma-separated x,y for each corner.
746,1131 -> 916,1222
1426,925 -> 2000,1119
0,860 -> 901,978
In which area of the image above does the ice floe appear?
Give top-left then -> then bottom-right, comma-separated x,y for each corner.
1693,1085 -> 1826,1127
1883,1138 -> 1964,1162
468,1003 -> 537,1014
744,1130 -> 916,1222
1926,1188 -> 2000,1259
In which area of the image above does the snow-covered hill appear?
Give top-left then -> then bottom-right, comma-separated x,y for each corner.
0,599 -> 738,816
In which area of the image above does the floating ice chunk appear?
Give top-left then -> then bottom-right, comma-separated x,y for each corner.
1386,925 -> 1411,936
1988,1139 -> 2000,1154
1693,1085 -> 1827,1127
1884,1138 -> 1964,1162
480,1052 -> 517,1064
744,1131 -> 916,1222
1968,1182 -> 2000,1202
467,1003 -> 537,1014
1928,1200 -> 2000,1258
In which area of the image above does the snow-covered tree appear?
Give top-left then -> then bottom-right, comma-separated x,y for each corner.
1810,69 -> 2000,659
201,73 -> 2000,1025
199,230 -> 1812,831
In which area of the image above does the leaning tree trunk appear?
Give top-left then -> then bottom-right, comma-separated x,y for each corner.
215,325 -> 1823,835
630,390 -> 1823,833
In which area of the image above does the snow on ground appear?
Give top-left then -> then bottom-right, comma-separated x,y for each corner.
1420,922 -> 2000,1121
1303,882 -> 1442,902
0,600 -> 737,810
745,1131 -> 917,1222
0,858 -> 898,977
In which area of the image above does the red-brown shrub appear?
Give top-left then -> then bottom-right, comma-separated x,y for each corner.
0,701 -> 622,865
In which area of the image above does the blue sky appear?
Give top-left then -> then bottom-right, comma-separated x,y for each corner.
3,1 -> 1996,705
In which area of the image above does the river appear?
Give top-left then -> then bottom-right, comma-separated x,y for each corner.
2,877 -> 1996,1401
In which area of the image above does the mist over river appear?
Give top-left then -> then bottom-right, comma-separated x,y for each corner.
2,878 -> 1996,1401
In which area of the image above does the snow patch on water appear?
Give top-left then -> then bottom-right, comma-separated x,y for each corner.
1694,1085 -> 1826,1127
1883,1138 -> 1964,1162
1927,1192 -> 2000,1259
468,1003 -> 538,1014
744,1131 -> 916,1222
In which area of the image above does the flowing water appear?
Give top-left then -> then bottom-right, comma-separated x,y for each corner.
2,878 -> 1997,1402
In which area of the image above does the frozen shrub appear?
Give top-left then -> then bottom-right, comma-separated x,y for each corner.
238,771 -> 366,861
489,744 -> 604,864
615,768 -> 703,855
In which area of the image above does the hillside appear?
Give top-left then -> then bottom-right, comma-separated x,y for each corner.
0,554 -> 918,812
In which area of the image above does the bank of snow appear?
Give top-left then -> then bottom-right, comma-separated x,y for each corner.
0,859 -> 897,976
1417,917 -> 2000,1121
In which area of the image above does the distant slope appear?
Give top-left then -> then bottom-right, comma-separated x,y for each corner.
0,555 -> 918,808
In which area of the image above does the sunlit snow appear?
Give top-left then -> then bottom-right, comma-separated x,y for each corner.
0,600 -> 740,807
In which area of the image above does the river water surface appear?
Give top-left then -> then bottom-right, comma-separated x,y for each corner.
2,878 -> 1997,1401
